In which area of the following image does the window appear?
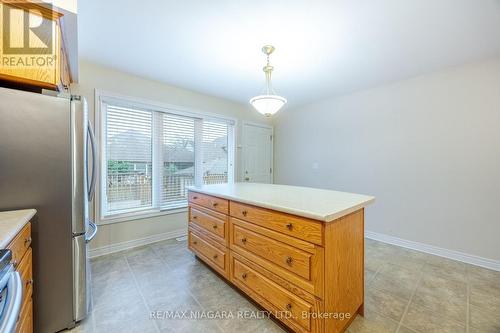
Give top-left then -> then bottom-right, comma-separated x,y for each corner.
159,113 -> 195,210
99,95 -> 235,221
105,105 -> 153,214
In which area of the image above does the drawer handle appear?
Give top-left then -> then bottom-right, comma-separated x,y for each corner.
25,237 -> 32,245
192,215 -> 198,219
242,210 -> 248,216
193,196 -> 198,199
213,254 -> 218,260
212,202 -> 218,207
241,238 -> 247,244
212,225 -> 218,229
286,303 -> 293,311
285,223 -> 293,230
193,241 -> 198,245
286,256 -> 293,265
242,273 -> 248,279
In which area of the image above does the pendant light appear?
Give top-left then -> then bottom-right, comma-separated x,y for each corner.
249,45 -> 287,117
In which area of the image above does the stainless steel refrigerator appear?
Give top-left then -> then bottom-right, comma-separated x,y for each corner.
0,87 -> 97,332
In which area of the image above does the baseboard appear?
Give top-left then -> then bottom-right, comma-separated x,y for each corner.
365,230 -> 500,272
89,228 -> 188,258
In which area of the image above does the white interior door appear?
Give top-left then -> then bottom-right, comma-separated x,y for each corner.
242,123 -> 273,183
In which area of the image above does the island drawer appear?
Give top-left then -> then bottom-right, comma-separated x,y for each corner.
189,191 -> 229,214
189,204 -> 228,245
232,223 -> 312,279
7,222 -> 32,268
230,202 -> 323,245
188,227 -> 229,278
230,218 -> 324,298
230,253 -> 317,333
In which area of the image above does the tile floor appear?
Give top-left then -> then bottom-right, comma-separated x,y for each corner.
67,238 -> 500,333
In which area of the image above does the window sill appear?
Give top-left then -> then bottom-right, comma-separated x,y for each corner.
97,207 -> 188,225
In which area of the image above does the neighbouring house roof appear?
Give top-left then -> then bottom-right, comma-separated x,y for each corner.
108,130 -> 227,165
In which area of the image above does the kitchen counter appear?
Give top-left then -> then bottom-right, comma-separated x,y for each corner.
0,209 -> 36,248
188,183 -> 374,222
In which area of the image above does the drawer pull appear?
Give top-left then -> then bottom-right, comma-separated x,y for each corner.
212,202 -> 218,207
193,241 -> 198,245
286,303 -> 293,311
242,210 -> 248,216
241,238 -> 247,244
212,225 -> 218,229
193,196 -> 198,199
25,237 -> 32,245
193,215 -> 198,219
242,273 -> 248,279
285,223 -> 293,230
213,254 -> 218,260
286,256 -> 293,265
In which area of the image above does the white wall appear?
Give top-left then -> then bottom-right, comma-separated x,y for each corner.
71,60 -> 269,251
274,58 -> 500,261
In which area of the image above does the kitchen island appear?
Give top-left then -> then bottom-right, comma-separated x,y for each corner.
187,183 -> 374,333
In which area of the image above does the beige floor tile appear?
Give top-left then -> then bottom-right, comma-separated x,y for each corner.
467,264 -> 500,284
417,272 -> 467,299
159,318 -> 223,333
397,325 -> 419,333
365,268 -> 377,289
409,289 -> 466,324
91,273 -> 143,311
469,304 -> 500,332
365,288 -> 408,321
402,302 -> 466,333
422,257 -> 467,283
346,310 -> 398,333
93,300 -> 157,333
470,283 -> 500,310
366,254 -> 386,272
370,263 -> 420,300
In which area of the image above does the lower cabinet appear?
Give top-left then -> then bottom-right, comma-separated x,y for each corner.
188,225 -> 230,278
6,222 -> 33,333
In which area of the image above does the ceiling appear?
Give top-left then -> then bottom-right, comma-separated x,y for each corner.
78,0 -> 500,107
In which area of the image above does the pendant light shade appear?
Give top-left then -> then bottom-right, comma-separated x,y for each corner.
249,94 -> 287,117
250,45 -> 287,117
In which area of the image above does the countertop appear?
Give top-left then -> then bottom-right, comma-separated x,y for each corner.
188,183 -> 374,222
0,209 -> 36,248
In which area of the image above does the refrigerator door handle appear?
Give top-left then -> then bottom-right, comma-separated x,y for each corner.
85,221 -> 98,243
87,120 -> 97,202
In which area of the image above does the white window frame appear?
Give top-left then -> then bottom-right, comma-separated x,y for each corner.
94,89 -> 237,225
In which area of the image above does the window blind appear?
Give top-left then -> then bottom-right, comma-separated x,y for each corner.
105,104 -> 153,214
160,113 -> 195,209
202,120 -> 229,185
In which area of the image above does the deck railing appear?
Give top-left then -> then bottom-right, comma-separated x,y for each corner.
106,172 -> 228,207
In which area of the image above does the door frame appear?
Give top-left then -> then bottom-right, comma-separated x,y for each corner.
241,121 -> 274,184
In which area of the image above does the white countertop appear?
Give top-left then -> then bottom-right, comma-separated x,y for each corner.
188,183 -> 374,222
0,209 -> 36,248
